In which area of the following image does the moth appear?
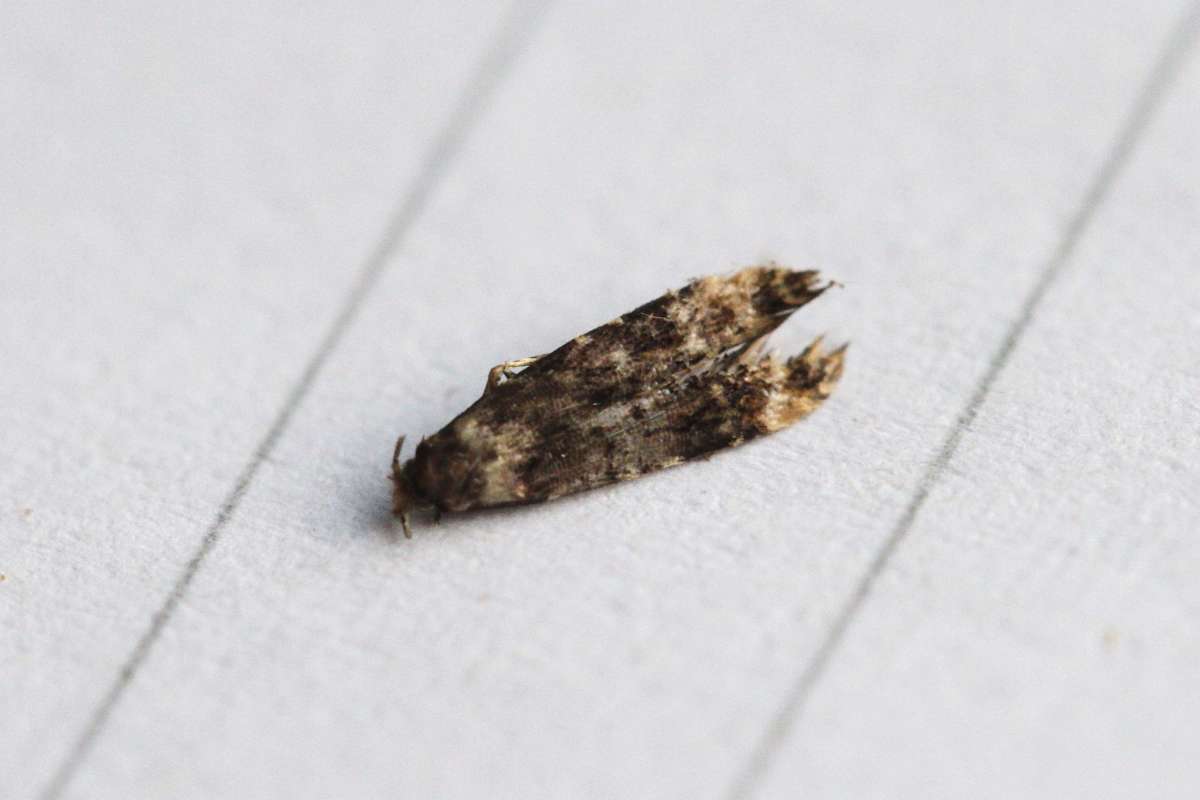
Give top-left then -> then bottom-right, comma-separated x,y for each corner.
392,266 -> 845,536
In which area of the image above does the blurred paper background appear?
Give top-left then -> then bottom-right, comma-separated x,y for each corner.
3,1 -> 1199,798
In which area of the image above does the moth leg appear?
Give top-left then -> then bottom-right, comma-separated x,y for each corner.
485,355 -> 543,392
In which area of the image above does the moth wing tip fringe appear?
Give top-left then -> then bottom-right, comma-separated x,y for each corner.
723,265 -> 832,316
789,334 -> 847,387
756,335 -> 848,432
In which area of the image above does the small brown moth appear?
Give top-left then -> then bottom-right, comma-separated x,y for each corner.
391,266 -> 845,536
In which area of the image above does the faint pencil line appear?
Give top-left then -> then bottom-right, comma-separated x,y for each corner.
723,5 -> 1200,799
36,3 -> 552,798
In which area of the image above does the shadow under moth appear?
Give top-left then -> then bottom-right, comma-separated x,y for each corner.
392,266 -> 845,536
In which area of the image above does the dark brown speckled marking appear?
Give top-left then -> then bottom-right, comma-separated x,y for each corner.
391,266 -> 845,536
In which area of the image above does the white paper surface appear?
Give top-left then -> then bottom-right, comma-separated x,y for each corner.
3,1 -> 1199,798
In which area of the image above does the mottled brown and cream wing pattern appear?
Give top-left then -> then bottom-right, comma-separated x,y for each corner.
392,266 -> 845,535
504,266 -> 831,403
513,334 -> 845,503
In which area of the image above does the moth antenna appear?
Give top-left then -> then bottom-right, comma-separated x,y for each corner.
824,342 -> 849,385
392,435 -> 406,473
391,435 -> 414,538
